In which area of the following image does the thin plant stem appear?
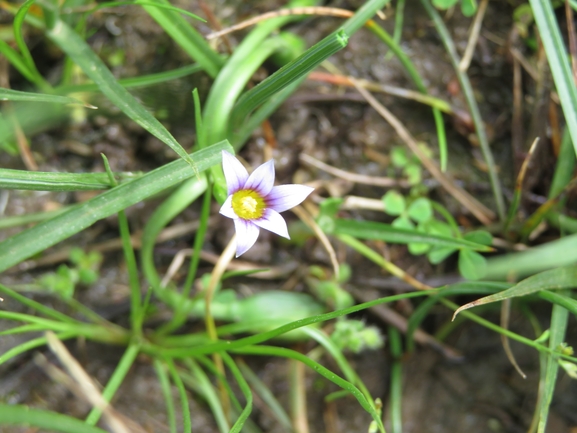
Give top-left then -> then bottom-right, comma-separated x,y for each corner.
420,0 -> 505,220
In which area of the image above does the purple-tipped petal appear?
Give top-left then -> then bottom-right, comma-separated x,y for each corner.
234,219 -> 260,257
244,159 -> 275,195
253,209 -> 289,239
219,195 -> 236,219
266,184 -> 314,212
222,150 -> 249,195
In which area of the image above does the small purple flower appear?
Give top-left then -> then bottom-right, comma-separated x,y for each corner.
219,150 -> 314,257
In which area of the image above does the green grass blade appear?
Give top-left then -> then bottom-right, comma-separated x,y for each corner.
14,0 -> 49,88
0,89 -> 85,105
230,30 -> 348,126
538,290 -> 577,317
85,342 -> 140,425
183,358 -> 230,433
453,266 -> 577,318
151,291 -> 434,358
141,175 -> 207,292
484,233 -> 577,279
0,169 -> 140,191
96,1 -> 204,22
0,142 -> 230,273
56,63 -> 204,93
0,405 -> 108,433
333,218 -> 494,251
232,345 -> 384,433
420,0 -> 505,220
137,0 -> 222,78
237,361 -> 292,431
341,0 -> 390,36
0,40 -> 37,83
388,326 -> 403,433
538,300 -> 569,433
530,0 -> 577,156
231,77 -> 305,148
0,283 -> 77,323
165,358 -> 191,433
153,359 -> 177,433
549,128 -> 576,198
0,208 -> 68,229
46,19 -> 194,165
0,332 -> 76,366
220,352 -> 253,433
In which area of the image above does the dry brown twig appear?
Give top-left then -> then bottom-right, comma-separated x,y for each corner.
206,7 -> 386,40
350,79 -> 496,225
291,204 -> 340,280
300,153 -> 408,188
42,331 -> 146,433
459,0 -> 489,72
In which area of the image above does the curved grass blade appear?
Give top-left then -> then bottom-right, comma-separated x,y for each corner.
0,142 -> 231,273
137,0 -> 223,78
183,358 -> 230,433
0,331 -> 76,366
232,345 -> 384,433
0,40 -> 37,83
165,358 -> 191,433
85,342 -> 141,425
538,300 -> 569,433
46,19 -> 194,166
365,21 -> 448,171
154,359 -> 177,433
0,88 -> 94,107
420,0 -> 505,220
453,266 -> 577,320
237,361 -> 292,431
0,405 -> 108,433
230,30 -> 348,126
0,283 -> 76,323
484,233 -> 577,279
0,169 -> 140,191
56,63 -> 204,93
220,352 -> 253,433
333,218 -> 494,251
152,290 -> 434,358
14,0 -> 49,88
530,0 -> 577,156
95,1 -> 204,22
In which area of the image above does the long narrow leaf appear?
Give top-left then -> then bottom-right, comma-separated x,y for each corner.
530,0 -> 577,156
453,266 -> 577,319
333,219 -> 494,251
0,142 -> 231,273
137,0 -> 223,77
0,405 -> 108,433
46,19 -> 194,165
0,169 -> 139,191
0,88 -> 92,106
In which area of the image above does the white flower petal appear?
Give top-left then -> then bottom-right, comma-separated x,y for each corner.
244,159 -> 275,196
234,219 -> 260,257
266,184 -> 314,212
253,209 -> 289,239
219,195 -> 236,219
222,150 -> 249,195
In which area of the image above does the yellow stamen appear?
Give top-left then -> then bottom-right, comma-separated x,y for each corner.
231,189 -> 265,220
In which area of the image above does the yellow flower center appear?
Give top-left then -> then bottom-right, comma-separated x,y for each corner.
231,189 -> 266,220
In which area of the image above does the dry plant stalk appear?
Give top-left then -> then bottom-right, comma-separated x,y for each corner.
459,0 -> 489,72
300,153 -> 407,188
351,79 -> 496,225
206,7 -> 386,40
291,204 -> 340,280
43,331 -> 143,433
